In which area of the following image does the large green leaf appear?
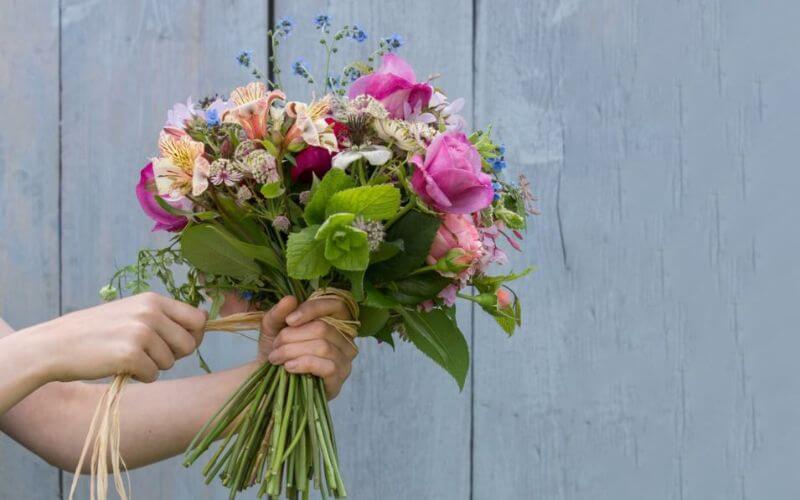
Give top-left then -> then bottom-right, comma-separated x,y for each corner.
304,169 -> 355,225
286,225 -> 330,279
357,305 -> 390,338
325,185 -> 401,220
368,210 -> 441,282
397,307 -> 469,389
382,272 -> 452,305
180,225 -> 261,279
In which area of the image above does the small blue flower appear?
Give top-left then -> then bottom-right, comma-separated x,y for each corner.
236,50 -> 253,68
497,145 -> 506,156
314,13 -> 331,32
275,17 -> 294,38
491,158 -> 507,171
344,66 -> 362,82
382,34 -> 404,52
205,108 -> 220,126
292,58 -> 308,77
240,291 -> 254,301
492,182 -> 503,201
350,25 -> 367,43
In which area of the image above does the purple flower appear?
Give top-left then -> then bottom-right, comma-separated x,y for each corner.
410,132 -> 494,214
347,54 -> 433,119
136,163 -> 191,232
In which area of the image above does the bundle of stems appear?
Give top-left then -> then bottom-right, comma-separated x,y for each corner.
183,363 -> 346,499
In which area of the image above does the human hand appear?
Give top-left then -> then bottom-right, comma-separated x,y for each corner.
257,296 -> 357,400
24,292 -> 207,384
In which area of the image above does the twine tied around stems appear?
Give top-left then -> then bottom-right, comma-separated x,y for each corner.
68,288 -> 359,500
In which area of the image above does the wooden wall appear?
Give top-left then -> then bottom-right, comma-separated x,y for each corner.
1,0 -> 799,499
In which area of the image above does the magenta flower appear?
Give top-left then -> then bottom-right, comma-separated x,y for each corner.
411,131 -> 494,214
347,54 -> 433,119
292,146 -> 333,182
136,163 -> 190,232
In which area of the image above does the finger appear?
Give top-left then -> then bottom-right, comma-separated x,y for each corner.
268,338 -> 347,366
160,297 -> 208,342
273,320 -> 357,359
151,313 -> 198,358
220,292 -> 252,317
261,296 -> 298,338
127,351 -> 160,383
141,332 -> 176,371
285,298 -> 350,326
284,355 -> 343,399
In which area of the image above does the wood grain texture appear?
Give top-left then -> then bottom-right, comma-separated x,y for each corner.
59,1 -> 267,498
270,1 -> 474,499
0,1 -> 63,498
473,0 -> 800,499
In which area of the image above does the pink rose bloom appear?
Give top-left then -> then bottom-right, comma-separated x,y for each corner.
496,289 -> 513,309
427,214 -> 484,276
136,163 -> 190,232
292,146 -> 332,182
411,131 -> 494,214
348,54 -> 433,120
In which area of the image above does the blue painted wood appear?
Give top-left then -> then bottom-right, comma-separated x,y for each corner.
473,1 -> 800,499
0,1 -> 63,498
272,2 -> 474,499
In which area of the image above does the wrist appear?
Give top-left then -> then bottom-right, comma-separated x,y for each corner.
14,322 -> 62,385
0,329 -> 54,389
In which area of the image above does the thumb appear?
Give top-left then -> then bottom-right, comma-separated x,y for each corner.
261,296 -> 298,339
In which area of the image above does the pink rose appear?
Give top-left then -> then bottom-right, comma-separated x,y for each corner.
426,214 -> 484,278
292,146 -> 333,182
136,163 -> 190,232
348,54 -> 433,119
496,289 -> 513,309
411,132 -> 494,214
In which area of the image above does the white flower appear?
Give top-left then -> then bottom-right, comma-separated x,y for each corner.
332,145 -> 393,170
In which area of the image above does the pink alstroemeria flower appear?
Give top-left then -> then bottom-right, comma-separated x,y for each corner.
223,82 -> 285,140
348,54 -> 433,120
135,163 -> 190,232
411,131 -> 494,214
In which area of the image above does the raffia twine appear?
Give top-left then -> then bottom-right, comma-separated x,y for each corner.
68,288 -> 359,500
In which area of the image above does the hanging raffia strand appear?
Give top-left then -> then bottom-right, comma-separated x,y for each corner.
68,288 -> 359,500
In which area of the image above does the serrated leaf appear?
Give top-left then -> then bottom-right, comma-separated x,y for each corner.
304,169 -> 355,225
397,307 -> 469,389
286,225 -> 330,279
325,185 -> 401,220
180,225 -> 261,279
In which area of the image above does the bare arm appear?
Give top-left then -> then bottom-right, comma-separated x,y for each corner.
0,296 -> 355,471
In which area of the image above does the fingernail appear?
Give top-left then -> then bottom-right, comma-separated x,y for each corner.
285,360 -> 298,370
268,352 -> 278,363
286,312 -> 300,324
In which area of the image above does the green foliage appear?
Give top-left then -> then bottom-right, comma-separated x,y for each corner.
357,305 -> 390,338
380,272 -> 451,306
260,181 -> 285,199
304,169 -> 355,225
472,267 -> 534,294
397,307 -> 470,389
325,185 -> 401,220
286,225 -> 330,279
180,225 -> 262,280
368,210 -> 441,282
316,213 -> 370,271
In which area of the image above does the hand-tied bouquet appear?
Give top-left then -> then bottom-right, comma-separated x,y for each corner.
75,16 -> 537,500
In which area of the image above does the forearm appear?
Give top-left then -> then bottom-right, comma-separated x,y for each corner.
1,361 -> 259,471
0,332 -> 51,415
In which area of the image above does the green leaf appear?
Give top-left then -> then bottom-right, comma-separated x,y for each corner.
154,196 -> 193,217
286,226 -> 331,279
357,305 -> 390,338
370,239 -> 404,264
261,140 -> 279,157
180,225 -> 261,279
374,322 -> 396,348
397,307 -> 469,389
260,181 -> 285,199
382,272 -> 452,305
325,185 -> 401,220
364,284 -> 400,308
304,169 -> 355,225
316,213 -> 369,271
473,267 -> 535,293
341,270 -> 365,301
368,210 -> 441,282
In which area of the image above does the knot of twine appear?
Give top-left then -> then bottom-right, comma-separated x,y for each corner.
69,288 -> 359,500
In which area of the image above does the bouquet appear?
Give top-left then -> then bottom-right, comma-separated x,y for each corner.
74,16 -> 536,500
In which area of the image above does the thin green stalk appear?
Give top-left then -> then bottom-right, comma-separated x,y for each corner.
303,376 -> 322,491
265,369 -> 288,494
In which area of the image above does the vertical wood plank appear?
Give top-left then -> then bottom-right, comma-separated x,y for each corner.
271,2 -> 474,498
0,0 -> 63,498
473,1 -> 800,499
59,1 -> 267,498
